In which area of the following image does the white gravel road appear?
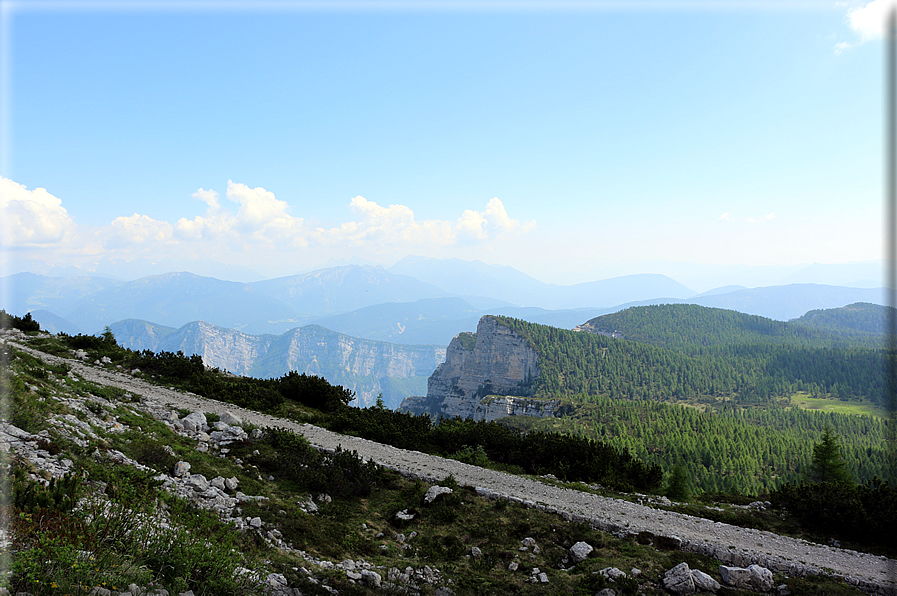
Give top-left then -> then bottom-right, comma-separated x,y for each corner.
10,341 -> 897,595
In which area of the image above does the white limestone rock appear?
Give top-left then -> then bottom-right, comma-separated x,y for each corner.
569,541 -> 593,563
220,411 -> 243,426
719,565 -> 752,589
664,562 -> 696,595
423,485 -> 453,504
180,412 -> 207,432
173,461 -> 191,478
691,569 -> 720,592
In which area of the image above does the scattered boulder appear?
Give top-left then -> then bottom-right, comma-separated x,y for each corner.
180,412 -> 207,432
663,562 -> 695,595
600,567 -> 627,581
220,411 -> 243,426
719,564 -> 773,591
691,569 -> 720,592
172,461 -> 191,478
748,564 -> 774,592
469,546 -> 483,558
186,474 -> 209,492
395,509 -> 415,522
360,569 -> 382,588
569,541 -> 593,563
424,485 -> 453,504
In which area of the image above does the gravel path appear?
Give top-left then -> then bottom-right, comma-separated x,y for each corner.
11,342 -> 897,594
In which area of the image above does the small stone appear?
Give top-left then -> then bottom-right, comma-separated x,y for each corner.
508,562 -> 519,571
360,569 -> 382,588
172,461 -> 191,477
569,541 -> 593,563
423,485 -> 453,504
469,546 -> 483,558
600,567 -> 626,581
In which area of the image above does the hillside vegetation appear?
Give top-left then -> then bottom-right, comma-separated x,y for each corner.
496,306 -> 892,405
577,303 -> 889,349
503,395 -> 891,495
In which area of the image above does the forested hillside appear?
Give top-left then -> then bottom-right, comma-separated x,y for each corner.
496,312 -> 892,405
791,302 -> 890,338
576,303 -> 887,349
504,396 -> 892,495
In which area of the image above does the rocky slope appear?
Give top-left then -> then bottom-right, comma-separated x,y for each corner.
111,319 -> 445,409
400,316 -> 555,421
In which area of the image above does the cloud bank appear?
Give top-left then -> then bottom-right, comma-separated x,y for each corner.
1,177 -> 535,276
0,177 -> 77,246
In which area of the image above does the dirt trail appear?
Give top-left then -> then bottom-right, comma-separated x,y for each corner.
11,342 -> 897,594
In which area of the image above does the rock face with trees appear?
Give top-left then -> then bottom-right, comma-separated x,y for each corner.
403,316 -> 545,420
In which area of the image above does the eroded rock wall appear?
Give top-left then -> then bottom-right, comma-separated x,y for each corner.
421,316 -> 543,419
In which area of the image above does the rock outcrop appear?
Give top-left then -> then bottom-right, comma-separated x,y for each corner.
400,316 -> 556,421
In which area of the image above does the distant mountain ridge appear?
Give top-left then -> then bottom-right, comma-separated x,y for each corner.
2,261 -> 888,344
109,318 -> 445,410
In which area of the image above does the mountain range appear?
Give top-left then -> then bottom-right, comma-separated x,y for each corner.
1,259 -> 889,410
2,260 -> 886,343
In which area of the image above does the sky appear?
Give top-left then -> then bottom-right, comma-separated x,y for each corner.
0,0 -> 891,287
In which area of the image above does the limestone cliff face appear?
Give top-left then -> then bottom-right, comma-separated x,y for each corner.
403,316 -> 549,420
113,320 -> 445,410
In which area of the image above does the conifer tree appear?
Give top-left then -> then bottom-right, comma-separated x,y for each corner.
810,426 -> 853,484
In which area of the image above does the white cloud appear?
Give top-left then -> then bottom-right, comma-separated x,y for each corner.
2,178 -> 537,276
314,195 -> 534,250
193,188 -> 220,209
846,0 -> 896,42
104,213 -> 174,249
836,0 -> 897,52
834,41 -> 854,55
747,212 -> 776,224
226,180 -> 304,240
718,212 -> 733,221
0,177 -> 77,245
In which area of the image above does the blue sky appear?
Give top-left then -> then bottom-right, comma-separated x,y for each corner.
0,0 -> 889,287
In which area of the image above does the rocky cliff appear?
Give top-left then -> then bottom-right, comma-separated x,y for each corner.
110,320 -> 445,409
400,316 -> 556,421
